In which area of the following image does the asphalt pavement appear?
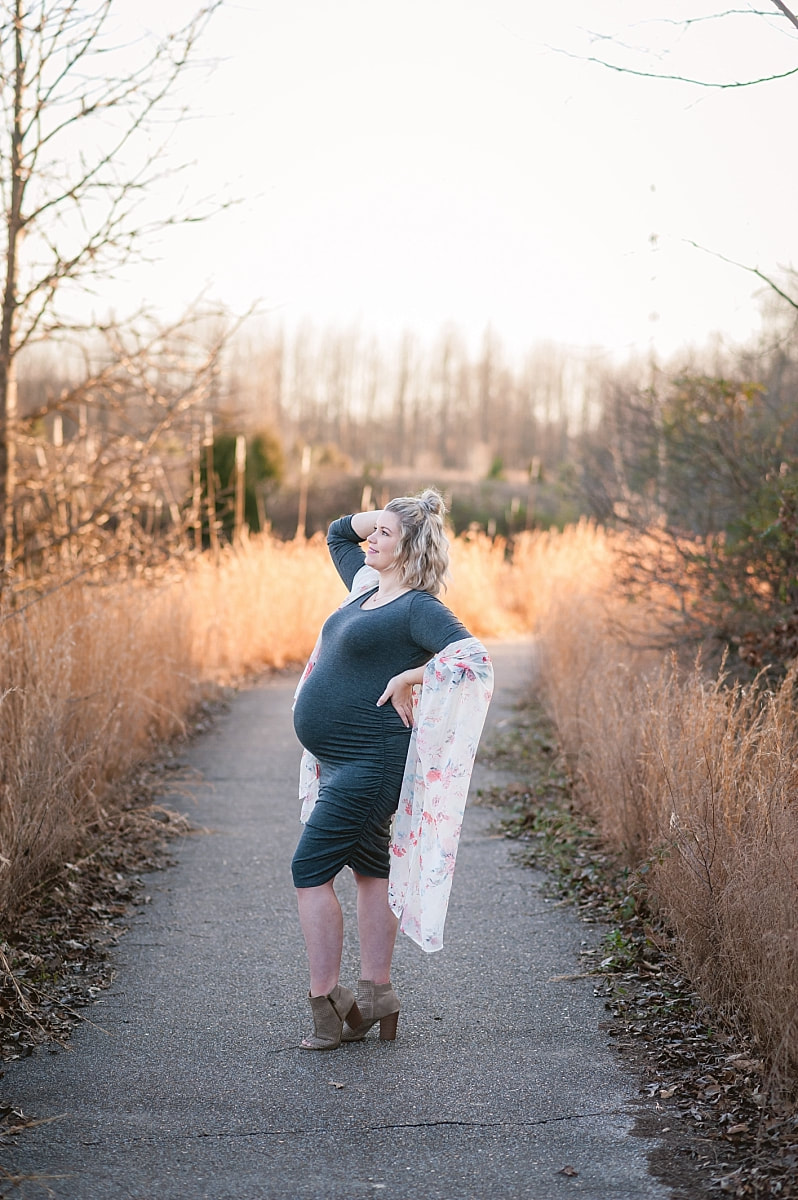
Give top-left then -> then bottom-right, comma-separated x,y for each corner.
1,640 -> 672,1200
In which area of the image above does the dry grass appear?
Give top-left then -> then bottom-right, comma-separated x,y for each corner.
643,665 -> 798,1088
0,581 -> 196,915
524,527 -> 798,1097
446,531 -> 523,637
3,522 -> 796,1098
0,528 -> 524,919
179,534 -> 344,677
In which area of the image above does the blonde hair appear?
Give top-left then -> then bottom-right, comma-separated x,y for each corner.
385,487 -> 450,595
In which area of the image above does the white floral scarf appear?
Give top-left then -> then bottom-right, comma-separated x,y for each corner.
387,637 -> 493,951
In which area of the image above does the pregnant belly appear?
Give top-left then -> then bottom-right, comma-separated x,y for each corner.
293,688 -> 410,764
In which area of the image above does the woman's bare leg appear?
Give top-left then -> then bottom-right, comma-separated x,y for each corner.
295,881 -> 343,996
352,872 -> 399,983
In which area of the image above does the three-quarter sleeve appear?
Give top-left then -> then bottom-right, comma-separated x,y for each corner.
326,515 -> 367,589
408,591 -> 471,654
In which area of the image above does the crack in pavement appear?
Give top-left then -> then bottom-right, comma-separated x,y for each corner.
77,1108 -> 630,1147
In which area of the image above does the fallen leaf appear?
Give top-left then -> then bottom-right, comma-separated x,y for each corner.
557,1165 -> 578,1177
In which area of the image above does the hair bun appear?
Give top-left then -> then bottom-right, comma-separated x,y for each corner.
418,488 -> 445,518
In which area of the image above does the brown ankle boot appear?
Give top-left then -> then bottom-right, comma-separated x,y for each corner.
301,984 -> 362,1051
341,980 -> 400,1042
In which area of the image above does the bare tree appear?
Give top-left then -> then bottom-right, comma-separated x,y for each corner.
0,0 -> 222,580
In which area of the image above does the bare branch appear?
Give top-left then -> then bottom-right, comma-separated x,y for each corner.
626,9 -> 796,28
549,44 -> 798,88
25,14 -> 216,220
684,240 -> 798,312
770,1 -> 798,32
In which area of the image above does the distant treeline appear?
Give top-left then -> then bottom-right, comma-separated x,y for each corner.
223,322 -> 600,479
11,309 -> 798,621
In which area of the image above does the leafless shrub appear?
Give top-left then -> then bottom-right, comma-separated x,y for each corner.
9,310 -> 234,584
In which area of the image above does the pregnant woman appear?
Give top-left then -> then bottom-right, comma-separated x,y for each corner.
291,488 -> 481,1050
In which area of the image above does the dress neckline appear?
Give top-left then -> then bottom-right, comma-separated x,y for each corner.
359,586 -> 413,610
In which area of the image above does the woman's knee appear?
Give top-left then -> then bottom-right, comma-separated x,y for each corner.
352,870 -> 388,890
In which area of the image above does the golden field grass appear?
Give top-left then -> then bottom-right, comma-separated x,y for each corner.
1,523 -> 796,1094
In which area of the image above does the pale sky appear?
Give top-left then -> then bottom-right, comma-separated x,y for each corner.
107,0 -> 798,361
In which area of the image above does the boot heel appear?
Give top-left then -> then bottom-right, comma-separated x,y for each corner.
346,1000 -> 363,1031
341,980 -> 400,1042
378,1011 -> 399,1041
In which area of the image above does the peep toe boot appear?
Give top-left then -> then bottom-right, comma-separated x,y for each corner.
301,984 -> 363,1051
341,980 -> 400,1042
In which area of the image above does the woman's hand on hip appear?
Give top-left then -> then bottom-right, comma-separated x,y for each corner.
376,670 -> 422,728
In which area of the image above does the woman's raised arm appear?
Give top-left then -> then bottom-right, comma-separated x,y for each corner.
349,510 -> 381,540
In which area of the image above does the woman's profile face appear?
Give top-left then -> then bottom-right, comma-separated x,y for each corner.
366,510 -> 402,573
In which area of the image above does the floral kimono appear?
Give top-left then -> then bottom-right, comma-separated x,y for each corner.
387,636 -> 493,951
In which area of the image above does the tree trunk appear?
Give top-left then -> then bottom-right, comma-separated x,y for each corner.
0,0 -> 24,574
234,433 -> 246,540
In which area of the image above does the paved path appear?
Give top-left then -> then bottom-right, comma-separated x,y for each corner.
1,642 -> 671,1200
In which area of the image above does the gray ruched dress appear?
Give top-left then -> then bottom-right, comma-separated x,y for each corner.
291,516 -> 470,888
